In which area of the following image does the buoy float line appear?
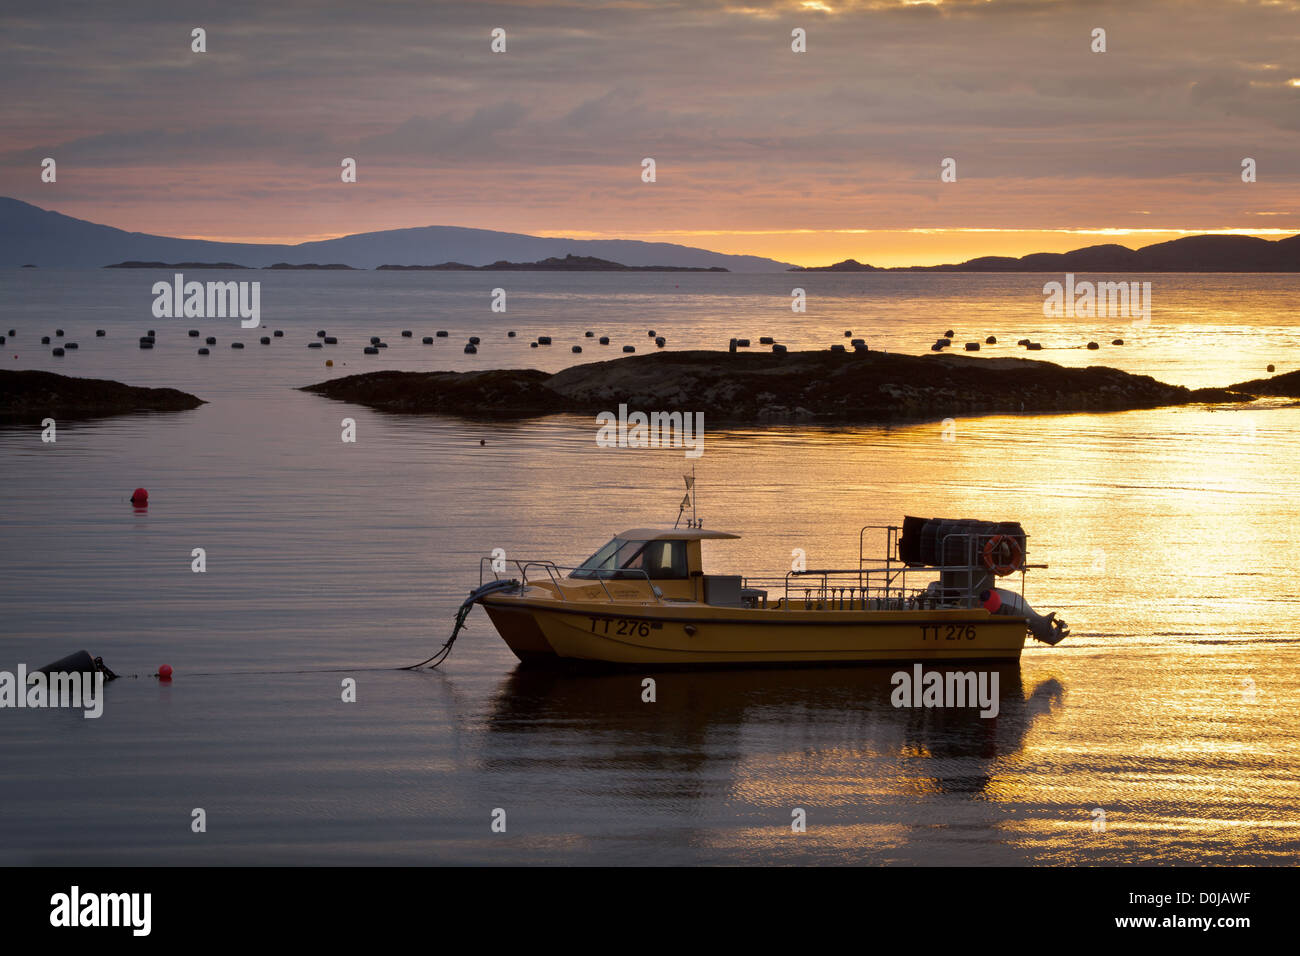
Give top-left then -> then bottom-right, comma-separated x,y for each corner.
403,579 -> 520,670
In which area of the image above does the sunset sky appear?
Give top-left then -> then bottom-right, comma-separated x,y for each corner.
2,0 -> 1298,267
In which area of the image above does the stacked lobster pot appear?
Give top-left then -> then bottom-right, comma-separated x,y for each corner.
898,516 -> 1027,605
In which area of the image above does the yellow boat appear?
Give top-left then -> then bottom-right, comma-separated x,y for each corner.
457,517 -> 1069,669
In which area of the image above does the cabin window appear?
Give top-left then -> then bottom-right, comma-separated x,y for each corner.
572,538 -> 688,580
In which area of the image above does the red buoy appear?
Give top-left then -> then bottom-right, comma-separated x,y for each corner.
157,664 -> 173,680
981,589 -> 1002,613
130,488 -> 148,506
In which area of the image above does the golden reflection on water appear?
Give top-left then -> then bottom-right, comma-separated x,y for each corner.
3,372 -> 1299,862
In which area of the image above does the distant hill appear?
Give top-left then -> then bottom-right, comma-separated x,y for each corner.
793,235 -> 1300,272
376,254 -> 725,272
0,197 -> 792,271
790,258 -> 880,272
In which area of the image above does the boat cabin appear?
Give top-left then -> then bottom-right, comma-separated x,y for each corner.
569,527 -> 742,603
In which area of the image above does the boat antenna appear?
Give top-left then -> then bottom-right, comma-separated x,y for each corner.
674,465 -> 698,529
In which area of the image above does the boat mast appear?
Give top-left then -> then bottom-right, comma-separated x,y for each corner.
674,464 -> 699,529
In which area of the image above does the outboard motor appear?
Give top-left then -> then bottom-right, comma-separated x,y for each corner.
989,589 -> 1069,645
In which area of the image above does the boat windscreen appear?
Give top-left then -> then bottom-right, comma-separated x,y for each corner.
570,538 -> 688,580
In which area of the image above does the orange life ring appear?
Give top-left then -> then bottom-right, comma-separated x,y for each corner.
982,535 -> 1023,576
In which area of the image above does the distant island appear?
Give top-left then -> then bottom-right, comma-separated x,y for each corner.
377,254 -> 726,272
298,349 -> 1274,425
263,262 -> 356,270
791,234 -> 1300,272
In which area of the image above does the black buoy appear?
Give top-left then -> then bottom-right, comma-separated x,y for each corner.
944,329 -> 954,338
273,330 -> 284,338
52,347 -> 65,356
64,342 -> 78,349
931,342 -> 945,352
508,330 -> 517,338
436,330 -> 448,337
324,336 -> 338,345
376,342 -> 388,348
772,344 -> 787,354
655,336 -> 666,347
830,343 -> 846,352
1112,338 -> 1124,345
465,344 -> 478,354
364,346 -> 379,354
986,336 -> 997,344
197,347 -> 210,355
537,336 -> 551,345
55,328 -> 64,336
736,338 -> 750,347
844,330 -> 852,337
1027,342 -> 1042,351
584,331 -> 593,338
648,329 -> 656,337
572,345 -> 582,353
307,341 -> 322,349
599,336 -> 610,345
422,336 -> 434,344
138,335 -> 155,344
401,330 -> 412,338
1267,364 -> 1275,373
854,343 -> 868,352
1086,341 -> 1100,350
147,329 -> 155,336
759,336 -> 774,345
370,336 -> 381,345
188,329 -> 200,337
623,345 -> 636,353
468,336 -> 480,345
317,330 -> 327,338
138,341 -> 153,350
530,342 -> 538,348
36,650 -> 99,677
205,336 -> 216,345
1017,338 -> 1030,346
95,329 -> 105,337
729,338 -> 737,353
260,336 -> 271,344
965,342 -> 980,351
231,342 -> 245,349
6,329 -> 13,336
41,336 -> 50,344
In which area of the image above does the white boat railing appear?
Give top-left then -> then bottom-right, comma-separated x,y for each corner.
741,526 -> 1038,610
479,557 -> 664,604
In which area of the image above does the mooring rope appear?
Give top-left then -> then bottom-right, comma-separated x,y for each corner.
402,578 -> 521,670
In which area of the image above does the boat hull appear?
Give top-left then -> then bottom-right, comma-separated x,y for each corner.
481,594 -> 1028,667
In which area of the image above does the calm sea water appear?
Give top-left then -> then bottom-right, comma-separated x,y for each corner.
1,270 -> 1297,864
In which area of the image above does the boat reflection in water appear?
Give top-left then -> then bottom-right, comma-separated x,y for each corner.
486,663 -> 1065,799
